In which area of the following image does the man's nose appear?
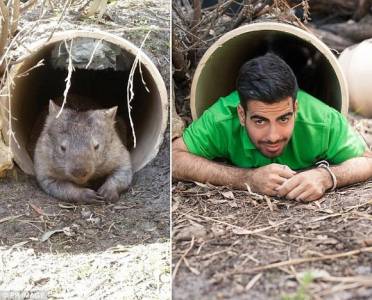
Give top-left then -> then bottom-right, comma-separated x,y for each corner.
267,125 -> 280,143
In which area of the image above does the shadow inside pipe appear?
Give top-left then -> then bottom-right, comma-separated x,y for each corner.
6,39 -> 164,174
193,30 -> 342,118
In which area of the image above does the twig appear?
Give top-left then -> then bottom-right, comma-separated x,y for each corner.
245,273 -> 263,291
264,195 -> 274,211
56,39 -> 74,118
232,247 -> 372,274
245,183 -> 264,200
45,0 -> 72,44
138,59 -> 150,93
126,30 -> 151,148
232,219 -> 287,235
0,215 -> 22,223
85,39 -> 103,69
319,282 -> 368,296
182,255 -> 200,275
10,0 -> 20,36
20,0 -> 37,12
5,63 -> 20,149
15,59 -> 44,78
173,236 -> 195,280
344,199 -> 372,211
0,1 -> 10,69
320,275 -> 372,284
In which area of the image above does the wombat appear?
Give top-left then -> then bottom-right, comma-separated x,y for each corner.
34,97 -> 133,204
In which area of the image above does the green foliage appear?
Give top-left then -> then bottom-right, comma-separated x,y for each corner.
281,272 -> 314,300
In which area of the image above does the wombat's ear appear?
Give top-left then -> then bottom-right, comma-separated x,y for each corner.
49,100 -> 60,115
105,106 -> 118,120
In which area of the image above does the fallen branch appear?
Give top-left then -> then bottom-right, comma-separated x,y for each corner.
232,246 -> 372,274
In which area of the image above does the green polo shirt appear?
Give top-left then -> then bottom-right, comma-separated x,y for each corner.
183,90 -> 366,170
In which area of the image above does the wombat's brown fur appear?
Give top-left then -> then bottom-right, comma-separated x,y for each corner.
34,97 -> 132,204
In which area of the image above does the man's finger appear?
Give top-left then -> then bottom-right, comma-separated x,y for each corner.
285,183 -> 306,200
276,165 -> 297,179
295,190 -> 313,202
275,176 -> 301,197
272,175 -> 288,185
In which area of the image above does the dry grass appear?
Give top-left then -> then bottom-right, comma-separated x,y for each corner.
172,179 -> 372,299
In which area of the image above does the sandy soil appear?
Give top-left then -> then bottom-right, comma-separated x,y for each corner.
0,0 -> 171,299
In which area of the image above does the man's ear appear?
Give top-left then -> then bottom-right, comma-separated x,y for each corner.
294,100 -> 298,115
237,104 -> 246,126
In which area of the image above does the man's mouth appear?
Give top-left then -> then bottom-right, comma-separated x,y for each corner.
264,143 -> 281,153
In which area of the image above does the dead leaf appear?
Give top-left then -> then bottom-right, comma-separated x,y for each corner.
211,224 -> 226,237
228,201 -> 238,208
221,191 -> 235,200
193,181 -> 208,188
30,203 -> 56,217
29,203 -> 45,215
172,200 -> 179,212
108,244 -> 129,253
40,229 -> 64,242
175,223 -> 208,241
58,203 -> 76,209
209,198 -> 228,204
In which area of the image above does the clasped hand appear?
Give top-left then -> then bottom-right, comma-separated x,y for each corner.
250,163 -> 332,202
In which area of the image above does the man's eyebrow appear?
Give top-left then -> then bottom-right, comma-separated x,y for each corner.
277,112 -> 293,120
249,112 -> 293,121
250,115 -> 269,121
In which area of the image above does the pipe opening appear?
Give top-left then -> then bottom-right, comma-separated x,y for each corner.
1,32 -> 168,175
191,23 -> 348,119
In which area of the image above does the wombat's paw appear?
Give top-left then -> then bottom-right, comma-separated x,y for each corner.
98,183 -> 120,203
80,188 -> 105,204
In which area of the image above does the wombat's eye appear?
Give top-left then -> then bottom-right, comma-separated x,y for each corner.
94,144 -> 99,150
60,145 -> 66,152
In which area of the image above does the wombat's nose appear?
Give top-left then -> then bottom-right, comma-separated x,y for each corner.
71,168 -> 89,179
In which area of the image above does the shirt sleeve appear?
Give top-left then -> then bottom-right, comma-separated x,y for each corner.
326,110 -> 367,164
182,110 -> 227,160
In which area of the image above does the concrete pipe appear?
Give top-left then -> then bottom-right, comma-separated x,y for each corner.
339,39 -> 372,118
190,22 -> 349,119
0,30 -> 168,175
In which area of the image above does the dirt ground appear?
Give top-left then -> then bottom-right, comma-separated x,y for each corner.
0,131 -> 169,253
173,180 -> 372,300
0,0 -> 170,298
172,4 -> 372,298
172,104 -> 372,300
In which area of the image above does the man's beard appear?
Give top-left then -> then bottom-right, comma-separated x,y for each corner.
256,138 -> 289,158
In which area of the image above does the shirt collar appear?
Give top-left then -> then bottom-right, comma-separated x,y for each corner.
240,125 -> 256,150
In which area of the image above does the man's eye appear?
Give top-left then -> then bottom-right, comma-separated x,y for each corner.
254,119 -> 265,125
279,116 -> 290,123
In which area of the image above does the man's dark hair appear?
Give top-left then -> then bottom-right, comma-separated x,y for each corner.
236,53 -> 298,110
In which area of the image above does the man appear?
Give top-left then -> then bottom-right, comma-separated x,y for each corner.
173,53 -> 372,202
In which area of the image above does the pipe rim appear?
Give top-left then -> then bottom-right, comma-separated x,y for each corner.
190,22 -> 349,119
9,30 -> 169,172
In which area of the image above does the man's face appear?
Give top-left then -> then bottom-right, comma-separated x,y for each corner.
237,97 -> 297,158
